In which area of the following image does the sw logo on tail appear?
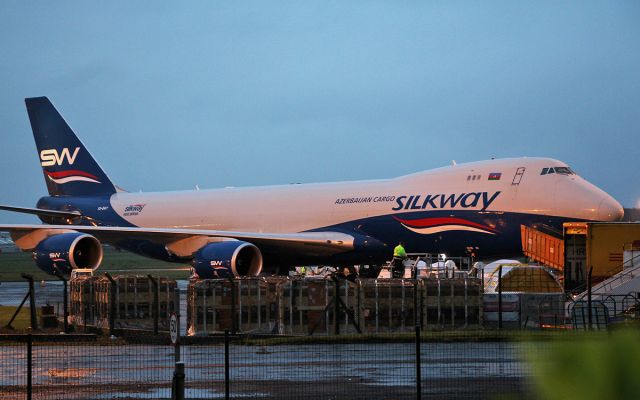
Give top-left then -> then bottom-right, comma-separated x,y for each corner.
40,147 -> 80,167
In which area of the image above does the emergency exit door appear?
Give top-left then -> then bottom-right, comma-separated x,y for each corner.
512,167 -> 525,185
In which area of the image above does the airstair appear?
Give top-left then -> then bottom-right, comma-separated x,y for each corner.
569,253 -> 640,327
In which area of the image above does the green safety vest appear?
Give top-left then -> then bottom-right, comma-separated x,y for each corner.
393,245 -> 406,258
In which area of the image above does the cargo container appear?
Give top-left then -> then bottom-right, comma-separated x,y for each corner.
186,277 -> 280,335
69,275 -> 98,327
423,277 -> 482,328
185,277 -> 482,335
623,241 -> 640,269
482,292 -> 565,329
563,222 -> 640,291
360,279 -> 419,333
93,275 -> 177,330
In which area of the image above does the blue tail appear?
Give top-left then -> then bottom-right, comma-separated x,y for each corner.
25,97 -> 117,197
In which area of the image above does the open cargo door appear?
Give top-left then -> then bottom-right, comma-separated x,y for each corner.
520,225 -> 564,272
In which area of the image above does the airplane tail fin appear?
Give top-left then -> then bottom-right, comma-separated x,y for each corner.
25,97 -> 117,197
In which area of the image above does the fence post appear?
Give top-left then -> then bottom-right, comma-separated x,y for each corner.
225,329 -> 230,400
230,278 -> 238,334
53,271 -> 69,333
413,280 -> 419,329
27,333 -> 33,400
171,287 -> 182,400
21,274 -> 38,331
497,266 -> 503,330
105,273 -> 117,336
174,288 -> 181,364
415,325 -> 422,400
334,277 -> 340,335
148,275 -> 159,335
62,278 -> 69,333
172,361 -> 184,400
587,266 -> 593,331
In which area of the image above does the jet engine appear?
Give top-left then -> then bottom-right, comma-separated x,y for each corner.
33,232 -> 103,276
192,241 -> 263,278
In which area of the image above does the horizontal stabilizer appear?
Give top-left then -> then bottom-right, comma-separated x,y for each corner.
0,205 -> 81,219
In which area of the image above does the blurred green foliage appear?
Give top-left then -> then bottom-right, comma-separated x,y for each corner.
528,329 -> 640,400
0,305 -> 38,330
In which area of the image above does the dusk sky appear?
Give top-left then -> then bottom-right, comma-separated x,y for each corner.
1,2 -> 639,223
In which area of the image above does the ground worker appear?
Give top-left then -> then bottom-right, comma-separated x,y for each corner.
392,242 -> 407,278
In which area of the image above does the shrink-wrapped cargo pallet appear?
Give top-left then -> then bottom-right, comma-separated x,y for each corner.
69,275 -> 98,327
187,278 -> 280,335
92,275 -> 177,330
423,277 -> 482,328
360,279 -> 419,333
280,277 -> 360,335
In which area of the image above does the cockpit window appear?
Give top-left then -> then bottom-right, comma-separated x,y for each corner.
540,166 -> 575,175
554,167 -> 574,175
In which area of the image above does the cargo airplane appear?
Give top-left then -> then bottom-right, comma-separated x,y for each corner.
0,97 -> 624,278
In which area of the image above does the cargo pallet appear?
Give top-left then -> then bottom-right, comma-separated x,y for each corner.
70,275 -> 177,331
186,277 -> 482,336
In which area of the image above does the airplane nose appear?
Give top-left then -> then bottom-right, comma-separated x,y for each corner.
598,196 -> 624,221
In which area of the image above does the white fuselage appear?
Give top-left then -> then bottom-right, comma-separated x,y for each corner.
107,157 -> 622,232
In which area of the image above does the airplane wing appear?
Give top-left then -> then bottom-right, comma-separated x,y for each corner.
0,224 -> 356,257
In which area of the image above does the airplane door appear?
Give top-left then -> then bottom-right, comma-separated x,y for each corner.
511,167 -> 526,185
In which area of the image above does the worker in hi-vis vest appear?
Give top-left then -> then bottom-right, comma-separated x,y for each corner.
391,242 -> 407,278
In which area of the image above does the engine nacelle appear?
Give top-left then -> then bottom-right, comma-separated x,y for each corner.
33,233 -> 103,276
192,241 -> 263,279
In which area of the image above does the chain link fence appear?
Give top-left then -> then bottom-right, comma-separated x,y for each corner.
3,273 -> 639,399
0,330 -> 547,400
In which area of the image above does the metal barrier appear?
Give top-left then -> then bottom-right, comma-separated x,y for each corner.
567,293 -> 640,330
571,300 -> 610,330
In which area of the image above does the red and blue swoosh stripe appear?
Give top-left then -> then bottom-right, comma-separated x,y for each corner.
44,170 -> 101,184
394,216 -> 497,235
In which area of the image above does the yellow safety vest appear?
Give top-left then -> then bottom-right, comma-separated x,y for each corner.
393,245 -> 406,258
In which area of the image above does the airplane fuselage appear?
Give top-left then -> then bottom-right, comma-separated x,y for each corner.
36,157 -> 623,268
